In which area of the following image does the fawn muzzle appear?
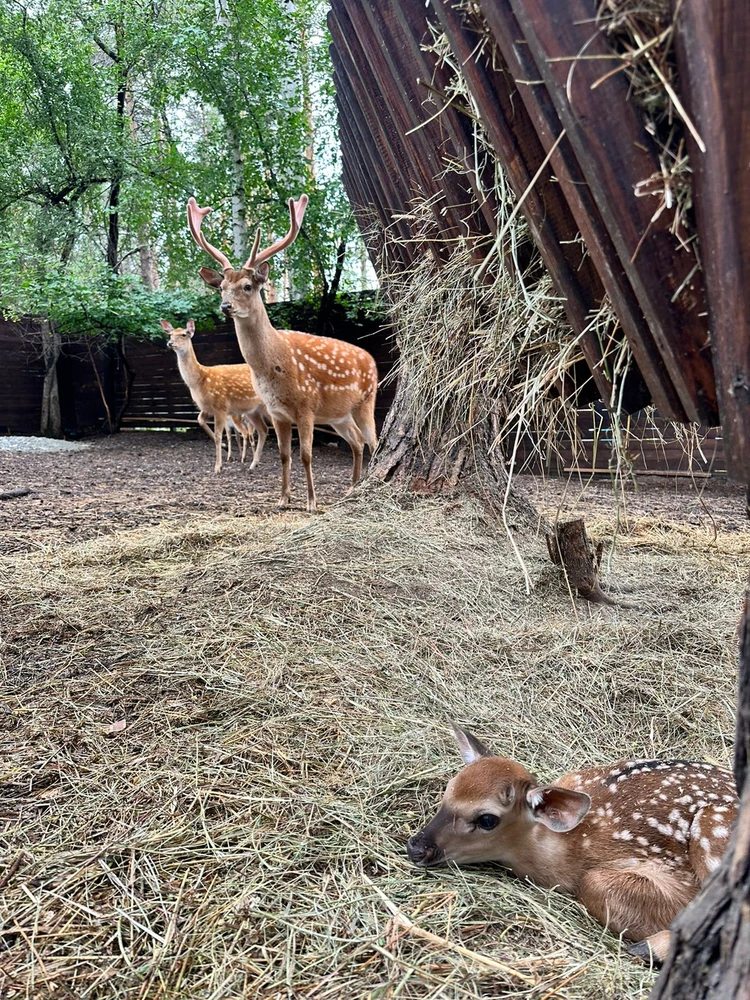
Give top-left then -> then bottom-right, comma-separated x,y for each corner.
407,831 -> 444,867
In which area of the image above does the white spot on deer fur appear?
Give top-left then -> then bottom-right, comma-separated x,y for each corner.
706,855 -> 721,872
713,826 -> 729,838
723,794 -> 737,803
632,811 -> 643,821
613,830 -> 633,840
617,774 -> 628,783
676,795 -> 693,805
650,845 -> 663,853
636,836 -> 649,846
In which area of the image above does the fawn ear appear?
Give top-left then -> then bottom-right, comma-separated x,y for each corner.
200,267 -> 223,289
527,786 -> 590,832
451,723 -> 494,765
186,319 -> 195,336
159,319 -> 173,332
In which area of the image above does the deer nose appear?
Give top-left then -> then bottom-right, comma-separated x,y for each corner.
407,832 -> 441,866
220,301 -> 232,315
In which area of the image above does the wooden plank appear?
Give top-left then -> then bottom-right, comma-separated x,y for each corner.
329,16 -> 424,264
334,0 -> 467,250
508,0 -> 718,425
350,0 -> 473,243
672,0 -> 750,483
475,0 -> 682,421
431,0 -> 614,407
329,5 -> 448,248
371,0 -> 497,244
331,65 -> 414,268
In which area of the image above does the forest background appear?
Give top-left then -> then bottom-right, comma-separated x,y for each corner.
0,0 -> 374,343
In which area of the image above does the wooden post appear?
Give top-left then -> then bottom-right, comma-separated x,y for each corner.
506,0 -> 718,425
672,0 -> 750,485
652,585 -> 750,997
546,519 -> 611,604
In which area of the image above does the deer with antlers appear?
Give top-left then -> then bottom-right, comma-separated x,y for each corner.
162,319 -> 269,473
186,195 -> 378,512
407,725 -> 739,964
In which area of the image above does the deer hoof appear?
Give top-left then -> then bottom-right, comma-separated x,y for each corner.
626,941 -> 662,967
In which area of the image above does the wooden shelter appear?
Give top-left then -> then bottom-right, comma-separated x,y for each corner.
328,0 -> 750,486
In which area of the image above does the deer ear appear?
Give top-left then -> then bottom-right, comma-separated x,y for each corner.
159,319 -> 173,332
199,267 -> 223,289
186,319 -> 195,336
451,723 -> 494,765
255,261 -> 269,284
527,786 -> 590,832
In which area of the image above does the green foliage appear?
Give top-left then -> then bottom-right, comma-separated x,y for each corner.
0,0 -> 371,332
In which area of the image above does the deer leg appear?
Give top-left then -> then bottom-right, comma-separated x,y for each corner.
330,415 -> 365,486
197,410 -> 216,443
352,399 -> 379,454
214,414 -> 227,473
225,422 -> 233,462
627,930 -> 673,966
578,861 -> 695,956
274,418 -> 292,508
247,409 -> 268,470
296,412 -> 317,514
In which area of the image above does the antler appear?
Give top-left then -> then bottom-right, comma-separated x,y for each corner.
186,197 -> 233,272
244,194 -> 308,270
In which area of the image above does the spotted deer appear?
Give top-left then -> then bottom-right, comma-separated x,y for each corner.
407,725 -> 738,963
162,319 -> 269,473
186,195 -> 378,512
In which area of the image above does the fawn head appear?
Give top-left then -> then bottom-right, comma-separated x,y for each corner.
162,319 -> 195,354
407,725 -> 590,867
187,195 -> 308,319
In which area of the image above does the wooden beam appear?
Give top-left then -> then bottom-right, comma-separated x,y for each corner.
673,0 -> 750,484
431,0 -> 616,407
476,0 -> 681,420
508,0 -> 718,425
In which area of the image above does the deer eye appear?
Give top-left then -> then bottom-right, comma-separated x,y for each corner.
243,283 -> 253,292
476,814 -> 499,831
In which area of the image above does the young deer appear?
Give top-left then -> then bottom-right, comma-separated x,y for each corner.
407,725 -> 738,963
162,319 -> 269,473
186,195 -> 378,512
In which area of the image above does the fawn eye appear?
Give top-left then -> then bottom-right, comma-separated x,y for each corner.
476,814 -> 499,831
243,283 -> 253,291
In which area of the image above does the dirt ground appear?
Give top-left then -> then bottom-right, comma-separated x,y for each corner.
0,430 -> 357,554
0,431 -> 747,554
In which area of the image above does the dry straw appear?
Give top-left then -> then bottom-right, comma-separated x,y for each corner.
1,492 -> 746,998
0,3 -> 738,998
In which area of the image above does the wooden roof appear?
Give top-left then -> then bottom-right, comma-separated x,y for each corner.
328,0 -> 750,485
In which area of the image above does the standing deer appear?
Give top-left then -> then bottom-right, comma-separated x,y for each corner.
407,725 -> 739,963
162,319 -> 269,473
186,195 -> 378,512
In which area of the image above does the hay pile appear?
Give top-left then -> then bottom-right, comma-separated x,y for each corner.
1,489 -> 745,998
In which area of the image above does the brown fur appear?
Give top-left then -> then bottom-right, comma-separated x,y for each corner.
408,729 -> 739,963
187,197 -> 379,511
163,320 -> 269,473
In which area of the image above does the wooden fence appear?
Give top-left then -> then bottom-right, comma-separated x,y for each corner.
0,320 -> 397,438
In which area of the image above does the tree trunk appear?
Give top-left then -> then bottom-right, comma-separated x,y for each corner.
39,317 -> 62,438
367,372 -> 538,531
652,584 -> 750,999
227,124 -> 247,260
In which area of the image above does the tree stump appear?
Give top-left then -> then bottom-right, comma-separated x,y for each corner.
651,586 -> 750,999
545,518 -> 612,604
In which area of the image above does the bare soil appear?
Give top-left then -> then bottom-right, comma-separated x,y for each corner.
0,431 -> 747,554
0,430 -> 355,554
